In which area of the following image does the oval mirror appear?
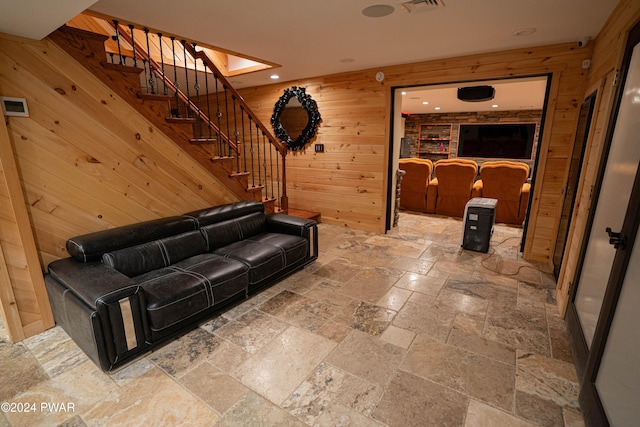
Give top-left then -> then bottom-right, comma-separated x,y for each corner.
271,86 -> 321,151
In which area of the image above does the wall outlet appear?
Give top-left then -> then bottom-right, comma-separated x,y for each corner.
315,144 -> 324,152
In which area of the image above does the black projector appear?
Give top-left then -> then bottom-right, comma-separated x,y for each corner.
457,85 -> 495,102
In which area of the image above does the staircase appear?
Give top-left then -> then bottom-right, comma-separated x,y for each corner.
48,20 -> 288,213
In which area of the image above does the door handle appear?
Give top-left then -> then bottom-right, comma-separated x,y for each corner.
605,227 -> 627,250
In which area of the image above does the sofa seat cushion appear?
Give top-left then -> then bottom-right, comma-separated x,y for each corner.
136,254 -> 248,333
214,239 -> 285,285
247,233 -> 308,266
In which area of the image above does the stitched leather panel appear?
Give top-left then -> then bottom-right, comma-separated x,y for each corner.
247,233 -> 308,266
173,254 -> 248,306
213,240 -> 284,285
67,216 -> 197,262
200,212 -> 267,251
184,201 -> 264,227
200,219 -> 242,251
102,231 -> 207,277
140,254 -> 248,332
141,269 -> 211,332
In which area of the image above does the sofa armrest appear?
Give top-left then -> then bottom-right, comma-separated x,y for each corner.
519,183 -> 531,223
472,180 -> 483,198
266,213 -> 315,236
48,258 -> 137,309
426,178 -> 438,214
266,213 -> 318,260
47,258 -> 148,369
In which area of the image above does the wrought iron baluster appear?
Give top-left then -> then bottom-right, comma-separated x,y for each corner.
157,33 -> 168,95
112,20 -> 124,65
144,29 -> 155,94
276,145 -> 281,210
128,25 -> 137,67
269,138 -> 275,199
181,40 -> 191,118
256,124 -> 262,186
249,115 -> 255,187
109,52 -> 114,64
232,96 -> 239,172
215,75 -> 222,157
170,37 -> 180,117
241,107 -> 247,173
224,86 -> 231,157
142,59 -> 148,92
192,43 -> 202,137
262,132 -> 268,198
203,62 -> 213,141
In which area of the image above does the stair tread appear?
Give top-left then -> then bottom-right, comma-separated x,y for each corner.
230,171 -> 250,177
210,156 -> 234,162
102,61 -> 143,74
190,138 -> 217,144
246,185 -> 265,192
138,92 -> 172,101
166,116 -> 196,123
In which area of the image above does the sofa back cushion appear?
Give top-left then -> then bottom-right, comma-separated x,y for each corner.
201,212 -> 267,251
102,230 -> 207,277
67,216 -> 197,262
184,201 -> 264,228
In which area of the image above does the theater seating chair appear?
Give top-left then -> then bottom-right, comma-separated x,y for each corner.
398,158 -> 433,212
427,158 -> 478,217
472,160 -> 531,225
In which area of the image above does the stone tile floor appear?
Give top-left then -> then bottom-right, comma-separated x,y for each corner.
0,212 -> 585,426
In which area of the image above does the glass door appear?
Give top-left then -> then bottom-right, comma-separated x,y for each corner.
594,214 -> 640,426
573,36 -> 640,349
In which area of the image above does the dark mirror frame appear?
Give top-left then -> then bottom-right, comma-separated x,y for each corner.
271,86 -> 321,151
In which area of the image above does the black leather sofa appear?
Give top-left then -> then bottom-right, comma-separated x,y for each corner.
44,201 -> 318,371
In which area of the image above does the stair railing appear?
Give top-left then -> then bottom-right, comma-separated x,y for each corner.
107,20 -> 288,211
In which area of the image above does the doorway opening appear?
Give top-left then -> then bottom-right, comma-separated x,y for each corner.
386,75 -> 551,254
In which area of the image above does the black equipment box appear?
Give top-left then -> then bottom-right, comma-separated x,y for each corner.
461,198 -> 497,253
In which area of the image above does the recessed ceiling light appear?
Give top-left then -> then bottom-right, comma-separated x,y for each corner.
434,107 -> 441,110
270,74 -> 280,80
512,27 -> 536,37
422,101 -> 429,105
492,104 -> 499,108
362,4 -> 395,18
401,91 -> 407,95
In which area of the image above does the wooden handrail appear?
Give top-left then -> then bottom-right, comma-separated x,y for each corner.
185,44 -> 287,157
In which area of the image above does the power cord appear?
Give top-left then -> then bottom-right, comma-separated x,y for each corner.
480,236 -> 542,277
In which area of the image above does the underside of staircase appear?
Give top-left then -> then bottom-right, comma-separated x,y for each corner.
49,25 -> 275,211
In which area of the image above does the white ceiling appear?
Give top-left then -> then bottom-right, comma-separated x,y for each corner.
401,76 -> 549,114
87,0 -> 617,89
0,0 -> 618,108
0,0 -> 97,40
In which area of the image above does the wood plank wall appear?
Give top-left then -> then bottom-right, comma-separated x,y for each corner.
556,0 -> 640,315
0,33 -> 239,340
239,42 -> 593,265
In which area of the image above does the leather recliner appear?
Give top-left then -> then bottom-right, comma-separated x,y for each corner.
398,158 -> 433,212
472,160 -> 531,225
427,158 -> 479,217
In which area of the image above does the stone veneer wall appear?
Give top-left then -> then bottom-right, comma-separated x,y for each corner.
404,110 -> 543,171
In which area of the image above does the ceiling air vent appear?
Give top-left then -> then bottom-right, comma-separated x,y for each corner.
400,0 -> 445,13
